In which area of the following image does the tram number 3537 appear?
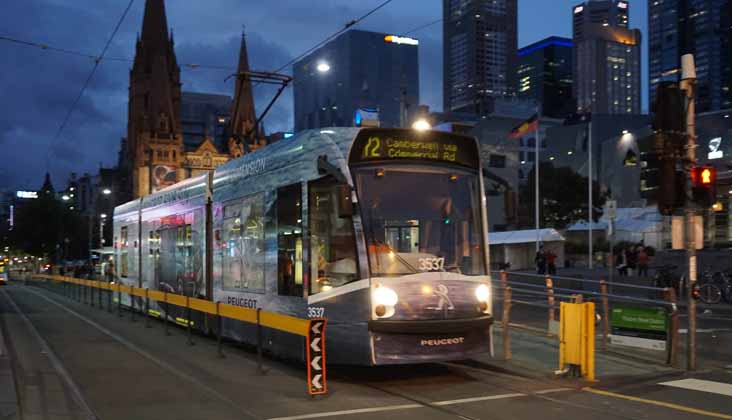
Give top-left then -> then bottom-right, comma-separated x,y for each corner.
308,307 -> 325,318
419,257 -> 445,271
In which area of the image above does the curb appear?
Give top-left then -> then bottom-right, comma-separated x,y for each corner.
0,305 -> 20,420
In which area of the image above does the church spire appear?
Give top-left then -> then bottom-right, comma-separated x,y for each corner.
141,0 -> 171,53
230,30 -> 260,142
40,172 -> 54,196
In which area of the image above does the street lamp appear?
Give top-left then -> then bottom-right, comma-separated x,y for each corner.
102,188 -> 112,195
316,61 -> 331,73
100,213 -> 107,219
61,195 -> 70,201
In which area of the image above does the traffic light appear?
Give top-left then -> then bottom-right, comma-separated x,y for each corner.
638,133 -> 684,215
691,166 -> 717,208
691,283 -> 701,300
638,82 -> 687,215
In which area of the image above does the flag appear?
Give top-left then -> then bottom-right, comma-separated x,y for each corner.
509,114 -> 539,139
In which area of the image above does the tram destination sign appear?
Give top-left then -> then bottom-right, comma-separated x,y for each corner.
350,129 -> 480,168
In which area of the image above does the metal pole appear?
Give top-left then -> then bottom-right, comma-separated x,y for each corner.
256,308 -> 263,374
502,287 -> 512,360
145,289 -> 151,328
680,54 -> 697,371
600,280 -> 610,350
164,292 -> 170,336
186,297 -> 194,346
588,120 -> 594,269
216,302 -> 225,358
535,108 -> 541,251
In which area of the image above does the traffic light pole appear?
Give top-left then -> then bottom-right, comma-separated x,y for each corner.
680,54 -> 697,371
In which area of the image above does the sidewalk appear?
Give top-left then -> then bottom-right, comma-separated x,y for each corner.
472,326 -> 681,385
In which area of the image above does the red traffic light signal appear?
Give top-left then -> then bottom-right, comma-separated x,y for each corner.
691,166 -> 717,208
691,166 -> 716,186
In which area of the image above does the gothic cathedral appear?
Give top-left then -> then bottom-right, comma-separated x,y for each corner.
124,0 -> 264,198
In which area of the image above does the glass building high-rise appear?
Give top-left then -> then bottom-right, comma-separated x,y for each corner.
648,0 -> 732,112
517,36 -> 575,118
293,29 -> 419,131
572,0 -> 642,114
443,0 -> 518,115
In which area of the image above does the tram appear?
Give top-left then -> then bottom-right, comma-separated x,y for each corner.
114,127 -> 493,365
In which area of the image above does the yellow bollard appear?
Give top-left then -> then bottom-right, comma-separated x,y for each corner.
559,301 -> 595,381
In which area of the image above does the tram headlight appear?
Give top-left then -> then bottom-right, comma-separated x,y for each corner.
475,284 -> 490,302
373,286 -> 398,307
373,285 -> 398,318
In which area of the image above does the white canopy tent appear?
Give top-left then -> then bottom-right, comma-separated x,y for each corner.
488,228 -> 565,270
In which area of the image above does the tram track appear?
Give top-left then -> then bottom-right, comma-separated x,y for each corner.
0,288 -> 99,420
439,361 -> 650,420
11,284 -> 264,420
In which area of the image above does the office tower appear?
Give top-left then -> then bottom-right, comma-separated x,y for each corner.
517,36 -> 575,118
572,0 -> 642,114
443,0 -> 518,114
293,29 -> 419,131
648,0 -> 732,112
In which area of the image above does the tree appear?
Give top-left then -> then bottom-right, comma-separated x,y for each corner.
9,193 -> 88,262
519,162 -> 609,230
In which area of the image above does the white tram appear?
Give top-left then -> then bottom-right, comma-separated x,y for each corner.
114,127 -> 493,364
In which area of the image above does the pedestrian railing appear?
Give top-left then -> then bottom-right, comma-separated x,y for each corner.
30,275 -> 328,396
492,270 -> 681,370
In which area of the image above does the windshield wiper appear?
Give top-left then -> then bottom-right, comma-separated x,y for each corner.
371,239 -> 419,274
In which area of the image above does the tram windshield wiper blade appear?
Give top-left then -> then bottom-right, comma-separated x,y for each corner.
371,239 -> 419,274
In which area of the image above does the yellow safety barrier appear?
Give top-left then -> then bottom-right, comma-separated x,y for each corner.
32,274 -> 327,395
37,274 -> 311,337
559,301 -> 595,381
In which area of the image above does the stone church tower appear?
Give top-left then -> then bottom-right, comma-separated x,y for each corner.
125,0 -> 265,198
228,31 -> 267,158
126,0 -> 184,198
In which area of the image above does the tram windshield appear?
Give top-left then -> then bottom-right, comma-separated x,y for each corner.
355,166 -> 486,277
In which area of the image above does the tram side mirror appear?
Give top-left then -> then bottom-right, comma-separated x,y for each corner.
336,184 -> 353,218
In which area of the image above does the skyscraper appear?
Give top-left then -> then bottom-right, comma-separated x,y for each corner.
648,0 -> 732,112
572,0 -> 641,114
293,29 -> 419,131
443,0 -> 518,115
517,36 -> 575,118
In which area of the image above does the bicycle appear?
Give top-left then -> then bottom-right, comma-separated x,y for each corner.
696,268 -> 732,304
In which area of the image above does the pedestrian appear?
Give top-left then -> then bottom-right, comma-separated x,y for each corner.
535,245 -> 547,275
616,247 -> 628,276
546,249 -> 557,275
637,246 -> 649,277
104,260 -> 115,283
626,246 -> 638,277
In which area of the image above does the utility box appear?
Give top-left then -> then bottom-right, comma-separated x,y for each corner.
559,302 -> 595,381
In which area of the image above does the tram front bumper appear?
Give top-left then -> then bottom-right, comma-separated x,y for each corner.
368,315 -> 493,364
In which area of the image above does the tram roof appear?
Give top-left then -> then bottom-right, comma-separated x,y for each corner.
212,127 -> 360,190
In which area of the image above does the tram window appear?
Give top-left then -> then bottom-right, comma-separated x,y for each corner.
309,177 -> 359,295
222,194 -> 266,292
277,184 -> 303,297
120,226 -> 129,278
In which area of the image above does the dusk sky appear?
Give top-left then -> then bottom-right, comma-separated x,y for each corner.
0,0 -> 648,190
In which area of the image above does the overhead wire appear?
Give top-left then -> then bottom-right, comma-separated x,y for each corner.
258,0 -> 394,83
44,0 -> 136,170
404,17 -> 442,35
0,35 -> 235,70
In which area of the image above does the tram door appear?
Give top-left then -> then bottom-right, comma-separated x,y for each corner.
157,227 -> 178,294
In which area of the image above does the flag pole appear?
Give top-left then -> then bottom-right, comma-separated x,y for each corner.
588,119 -> 593,269
535,107 -> 541,251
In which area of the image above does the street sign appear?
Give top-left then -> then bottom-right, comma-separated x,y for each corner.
306,318 -> 327,395
609,305 -> 667,351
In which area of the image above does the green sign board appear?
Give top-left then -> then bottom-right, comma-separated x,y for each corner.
610,305 -> 668,345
